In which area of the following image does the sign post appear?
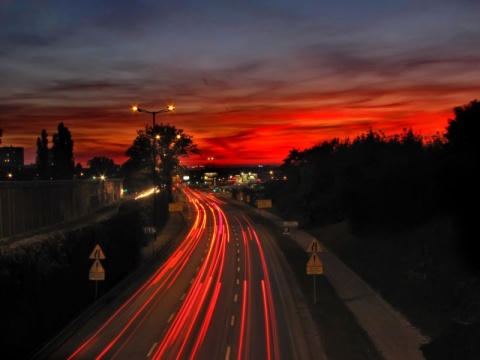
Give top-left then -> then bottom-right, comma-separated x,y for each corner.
143,226 -> 157,255
306,238 -> 323,304
89,244 -> 106,300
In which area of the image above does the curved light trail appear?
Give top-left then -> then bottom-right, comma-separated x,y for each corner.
56,186 -> 303,360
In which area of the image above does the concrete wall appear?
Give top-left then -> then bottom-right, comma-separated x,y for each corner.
0,179 -> 123,240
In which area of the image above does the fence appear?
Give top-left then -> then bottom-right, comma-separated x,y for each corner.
0,179 -> 123,240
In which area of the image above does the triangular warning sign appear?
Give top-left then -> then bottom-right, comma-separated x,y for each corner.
306,238 -> 322,253
89,259 -> 106,281
89,259 -> 105,273
89,244 -> 106,260
307,253 -> 322,267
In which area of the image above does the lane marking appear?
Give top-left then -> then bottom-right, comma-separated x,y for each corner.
147,342 -> 158,357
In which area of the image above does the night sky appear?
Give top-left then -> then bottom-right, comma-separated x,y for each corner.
1,1 -> 479,167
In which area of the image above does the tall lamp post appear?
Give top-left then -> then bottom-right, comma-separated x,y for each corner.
132,104 -> 174,242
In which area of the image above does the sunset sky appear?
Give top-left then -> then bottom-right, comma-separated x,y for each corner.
1,1 -> 479,167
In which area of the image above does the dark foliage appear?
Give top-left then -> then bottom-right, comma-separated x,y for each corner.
264,99 -> 480,358
35,129 -> 50,180
51,122 -> 75,180
444,99 -> 480,157
123,123 -> 200,201
0,195 -> 168,359
87,156 -> 117,178
421,322 -> 480,360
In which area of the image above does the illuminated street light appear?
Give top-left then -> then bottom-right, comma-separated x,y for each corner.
132,104 -> 175,238
207,156 -> 215,168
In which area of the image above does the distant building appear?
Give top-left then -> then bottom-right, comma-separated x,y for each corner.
204,172 -> 218,188
235,172 -> 258,185
0,146 -> 24,168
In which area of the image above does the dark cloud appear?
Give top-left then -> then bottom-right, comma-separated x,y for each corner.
1,1 -> 479,166
42,79 -> 120,93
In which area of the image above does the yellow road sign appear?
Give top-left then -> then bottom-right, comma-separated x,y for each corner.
306,253 -> 323,275
89,259 -> 105,281
257,199 -> 272,208
89,244 -> 106,260
306,238 -> 322,253
169,202 -> 183,212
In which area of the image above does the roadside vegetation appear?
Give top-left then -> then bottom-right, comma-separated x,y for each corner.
251,99 -> 479,359
0,192 -> 170,358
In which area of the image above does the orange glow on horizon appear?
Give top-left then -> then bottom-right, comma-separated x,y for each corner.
0,99 -> 470,168
2,2 -> 479,169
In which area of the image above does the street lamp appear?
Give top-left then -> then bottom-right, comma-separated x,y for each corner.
132,104 -> 174,239
207,156 -> 215,168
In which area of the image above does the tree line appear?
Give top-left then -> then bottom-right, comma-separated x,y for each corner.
34,122 -> 126,180
261,99 -> 479,359
265,99 -> 478,240
35,122 -> 75,180
34,121 -> 198,201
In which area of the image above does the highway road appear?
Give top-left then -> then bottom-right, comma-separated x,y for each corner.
34,187 -> 323,360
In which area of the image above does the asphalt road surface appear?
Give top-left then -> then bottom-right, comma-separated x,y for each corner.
33,187 -> 325,360
32,186 -> 428,360
242,198 -> 429,360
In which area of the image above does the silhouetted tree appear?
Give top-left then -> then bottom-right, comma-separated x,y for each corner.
51,122 -> 74,180
75,163 -> 84,178
282,148 -> 304,167
125,123 -> 199,202
279,148 -> 304,189
87,156 -> 116,177
156,124 -> 200,202
35,129 -> 50,180
443,100 -> 480,271
123,129 -> 155,192
445,99 -> 480,158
